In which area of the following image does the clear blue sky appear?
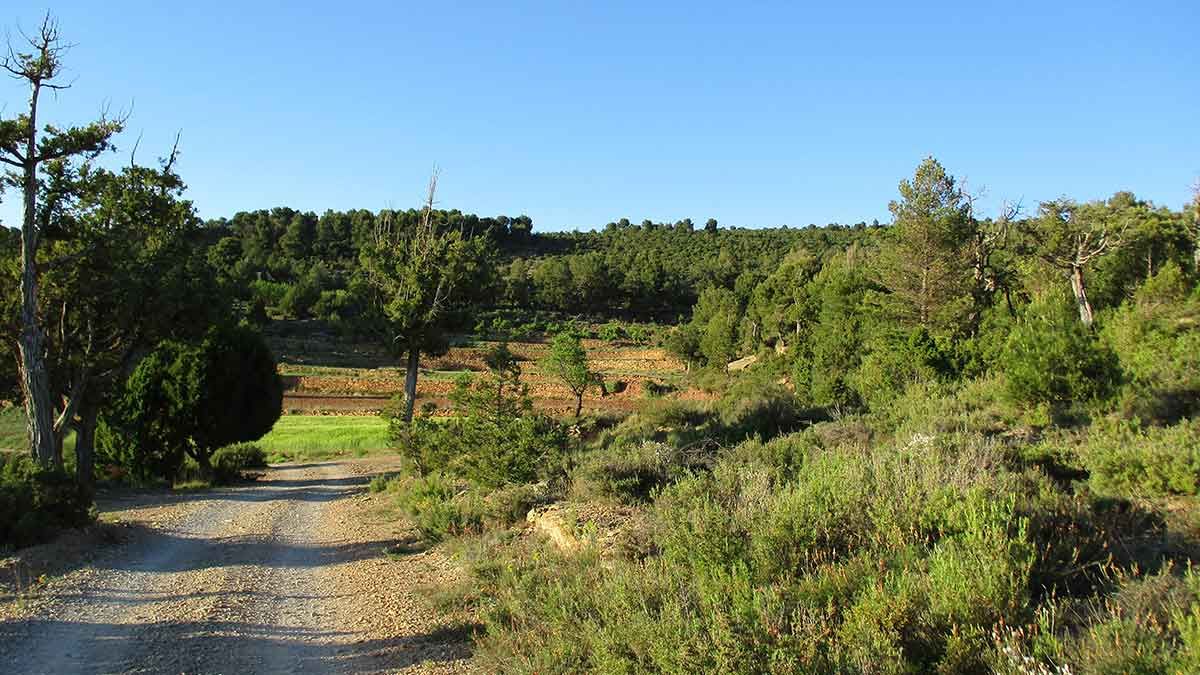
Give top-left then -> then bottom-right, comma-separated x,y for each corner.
1,1 -> 1197,231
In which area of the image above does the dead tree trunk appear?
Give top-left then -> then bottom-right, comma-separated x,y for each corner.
1070,265 -> 1094,326
16,74 -> 58,467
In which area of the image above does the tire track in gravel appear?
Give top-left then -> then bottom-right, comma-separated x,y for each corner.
0,459 -> 472,675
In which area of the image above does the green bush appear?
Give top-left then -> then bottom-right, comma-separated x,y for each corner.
1105,263 -> 1200,423
389,339 -> 569,489
1001,295 -> 1121,408
626,324 -> 652,345
642,379 -> 677,398
278,281 -> 319,319
211,443 -> 268,484
597,400 -> 714,449
573,441 -> 707,504
597,322 -> 623,342
391,472 -> 485,541
876,376 -> 1024,439
599,386 -> 806,454
101,324 -> 282,482
1082,419 -> 1200,497
248,279 -> 289,311
0,453 -> 93,550
851,327 -> 955,411
392,414 -> 568,489
312,289 -> 353,323
716,380 -> 807,440
994,568 -> 1200,674
483,482 -> 553,528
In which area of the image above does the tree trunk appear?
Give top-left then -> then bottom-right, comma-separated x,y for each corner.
196,450 -> 214,482
574,392 -> 583,419
17,77 -> 57,468
18,322 -> 57,467
1070,265 -> 1094,326
403,347 -> 419,424
75,400 -> 99,488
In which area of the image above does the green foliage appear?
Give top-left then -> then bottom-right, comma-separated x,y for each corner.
994,568 -> 1200,674
597,322 -> 623,342
278,267 -> 326,319
1105,262 -> 1200,422
358,197 -> 496,421
572,441 -> 705,505
662,323 -> 702,369
392,414 -> 567,490
1081,419 -> 1200,497
101,324 -> 282,480
390,344 -> 568,489
1000,294 -> 1121,407
875,156 -> 976,333
359,213 -> 493,358
0,453 -> 93,550
1087,192 -> 1194,312
474,435 -> 1039,673
210,443 -> 268,483
249,279 -> 290,311
691,287 -> 741,368
808,255 -> 873,411
450,343 -> 531,421
850,327 -> 955,411
390,472 -> 485,542
541,330 -> 593,417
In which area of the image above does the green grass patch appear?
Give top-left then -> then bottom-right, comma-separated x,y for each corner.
278,363 -> 403,377
0,407 -> 27,452
258,414 -> 390,463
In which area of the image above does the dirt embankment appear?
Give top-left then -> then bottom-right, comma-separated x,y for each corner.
0,459 -> 472,675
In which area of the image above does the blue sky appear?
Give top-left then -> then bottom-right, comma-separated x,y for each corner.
1,1 -> 1197,231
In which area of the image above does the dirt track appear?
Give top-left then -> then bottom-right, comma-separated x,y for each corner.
0,459 -> 472,674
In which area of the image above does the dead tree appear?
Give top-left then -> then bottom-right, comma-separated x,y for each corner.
1029,199 -> 1125,327
0,15 -> 122,466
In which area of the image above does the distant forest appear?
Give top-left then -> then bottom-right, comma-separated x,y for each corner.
202,206 -> 881,322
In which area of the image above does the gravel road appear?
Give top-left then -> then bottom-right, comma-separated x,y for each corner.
0,459 -> 472,674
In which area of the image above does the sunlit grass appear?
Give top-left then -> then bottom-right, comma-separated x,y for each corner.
0,407 -> 76,458
0,406 -> 26,452
258,414 -> 391,463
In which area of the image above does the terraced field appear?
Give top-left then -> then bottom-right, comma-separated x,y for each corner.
266,322 -> 693,418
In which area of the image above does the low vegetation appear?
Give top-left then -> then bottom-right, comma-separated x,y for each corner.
367,160 -> 1200,672
0,453 -> 93,551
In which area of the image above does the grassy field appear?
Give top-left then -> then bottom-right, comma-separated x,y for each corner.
257,414 -> 390,463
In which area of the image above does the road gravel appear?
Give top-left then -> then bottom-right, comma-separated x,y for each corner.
0,459 -> 472,674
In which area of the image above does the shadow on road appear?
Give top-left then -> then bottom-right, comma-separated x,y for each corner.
98,463 -> 396,512
85,527 -> 399,574
0,617 -> 473,674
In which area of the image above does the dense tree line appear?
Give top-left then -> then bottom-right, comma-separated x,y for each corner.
204,201 -> 881,324
667,157 -> 1198,419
